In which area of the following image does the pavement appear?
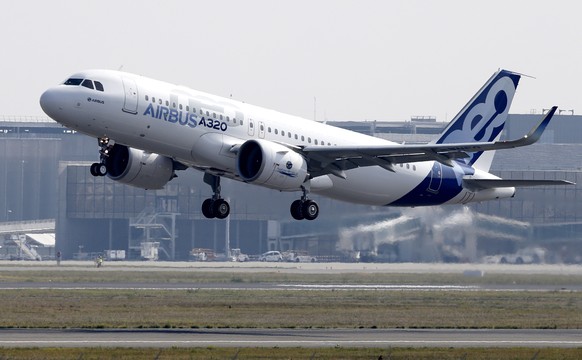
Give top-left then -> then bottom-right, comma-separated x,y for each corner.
1,328 -> 581,348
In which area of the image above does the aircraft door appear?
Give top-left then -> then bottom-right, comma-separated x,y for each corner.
258,121 -> 265,139
122,78 -> 139,114
248,118 -> 255,136
427,162 -> 442,193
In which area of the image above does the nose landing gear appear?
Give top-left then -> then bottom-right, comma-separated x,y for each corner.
90,137 -> 112,177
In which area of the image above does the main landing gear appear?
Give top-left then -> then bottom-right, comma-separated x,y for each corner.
90,137 -> 111,177
201,173 -> 230,219
290,186 -> 319,221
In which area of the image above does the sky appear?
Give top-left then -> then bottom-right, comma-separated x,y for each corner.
2,0 -> 582,122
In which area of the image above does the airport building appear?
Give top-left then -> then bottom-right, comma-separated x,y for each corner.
0,111 -> 581,263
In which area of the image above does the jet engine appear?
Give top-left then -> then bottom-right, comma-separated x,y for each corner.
105,144 -> 175,190
236,139 -> 308,191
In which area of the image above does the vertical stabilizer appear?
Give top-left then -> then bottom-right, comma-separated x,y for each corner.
433,70 -> 521,171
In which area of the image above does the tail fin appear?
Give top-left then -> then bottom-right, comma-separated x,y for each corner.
433,69 -> 521,171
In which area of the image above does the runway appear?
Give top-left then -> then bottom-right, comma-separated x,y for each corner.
2,260 -> 582,275
0,282 -> 580,292
1,328 -> 581,348
1,262 -> 581,349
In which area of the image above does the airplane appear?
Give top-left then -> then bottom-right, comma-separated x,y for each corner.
39,69 -> 573,220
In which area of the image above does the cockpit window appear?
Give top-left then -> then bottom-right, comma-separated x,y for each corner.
81,79 -> 94,89
62,77 -> 104,92
64,78 -> 83,86
94,81 -> 104,92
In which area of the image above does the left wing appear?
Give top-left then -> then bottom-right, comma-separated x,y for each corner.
301,106 -> 557,179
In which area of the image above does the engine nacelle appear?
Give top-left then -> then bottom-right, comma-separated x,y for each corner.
236,139 -> 308,191
105,144 -> 175,190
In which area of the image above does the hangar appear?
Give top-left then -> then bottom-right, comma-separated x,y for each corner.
0,112 -> 580,263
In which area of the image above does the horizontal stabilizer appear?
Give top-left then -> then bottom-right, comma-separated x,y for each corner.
463,178 -> 575,191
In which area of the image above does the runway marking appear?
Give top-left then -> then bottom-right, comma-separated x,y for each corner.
0,285 -> 480,291
278,284 -> 480,290
2,340 -> 582,346
0,284 -> 576,292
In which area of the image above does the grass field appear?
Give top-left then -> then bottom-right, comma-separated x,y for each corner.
1,268 -> 582,286
0,269 -> 581,329
1,268 -> 580,358
0,288 -> 580,329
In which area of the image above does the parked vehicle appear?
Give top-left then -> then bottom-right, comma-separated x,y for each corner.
231,248 -> 249,262
259,251 -> 283,262
482,247 -> 546,265
282,250 -> 317,263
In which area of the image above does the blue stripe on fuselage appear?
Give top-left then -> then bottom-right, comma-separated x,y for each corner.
388,162 -> 465,206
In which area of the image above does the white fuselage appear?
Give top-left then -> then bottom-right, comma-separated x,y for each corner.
40,69 -> 513,207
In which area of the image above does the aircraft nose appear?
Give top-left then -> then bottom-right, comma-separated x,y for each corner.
39,88 -> 62,119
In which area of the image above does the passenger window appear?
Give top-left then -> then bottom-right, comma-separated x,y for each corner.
172,102 -> 176,108
152,97 -> 156,103
275,129 -> 278,135
220,114 -> 223,120
281,131 -> 285,136
213,113 -> 216,118
234,118 -> 237,124
165,100 -> 169,106
315,139 -> 318,145
145,95 -> 149,101
288,132 -> 291,138
179,104 -> 183,110
240,120 -> 243,125
308,137 -> 311,143
81,79 -> 94,89
226,116 -> 230,122
186,105 -> 189,111
268,127 -> 272,133
64,78 -> 83,86
159,99 -> 162,104
260,124 -> 264,131
94,81 -> 104,92
295,134 -> 298,140
301,135 -> 305,141
206,111 -> 209,116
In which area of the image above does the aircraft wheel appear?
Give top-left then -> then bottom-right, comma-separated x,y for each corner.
90,163 -> 99,177
290,200 -> 304,220
201,198 -> 215,219
90,163 -> 107,177
213,199 -> 230,219
97,163 -> 107,176
302,200 -> 319,221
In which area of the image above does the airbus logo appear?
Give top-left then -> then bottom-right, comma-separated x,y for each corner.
143,103 -> 197,129
87,97 -> 105,104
